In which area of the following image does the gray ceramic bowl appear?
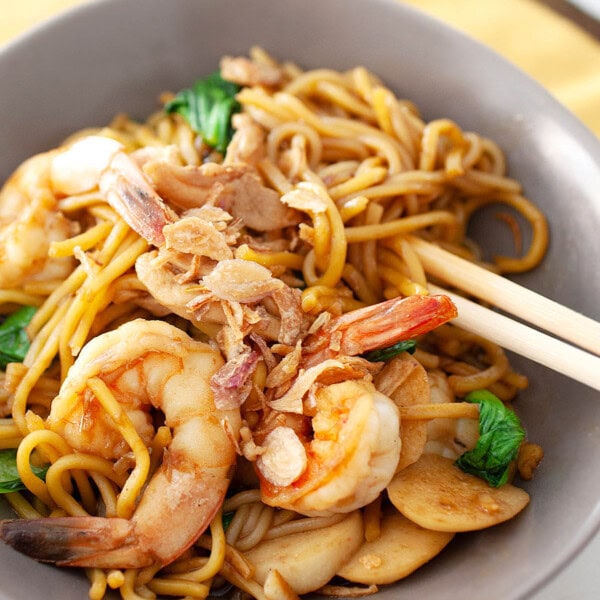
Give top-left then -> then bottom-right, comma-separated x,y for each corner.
1,1 -> 599,599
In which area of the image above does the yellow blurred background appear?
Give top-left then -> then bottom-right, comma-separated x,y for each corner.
1,0 -> 599,137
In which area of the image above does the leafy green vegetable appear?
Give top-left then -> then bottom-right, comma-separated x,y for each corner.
222,510 -> 235,531
0,449 -> 48,494
363,339 -> 417,362
455,389 -> 525,487
164,72 -> 241,154
0,306 -> 36,370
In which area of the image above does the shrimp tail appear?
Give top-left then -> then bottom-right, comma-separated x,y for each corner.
304,294 -> 457,364
100,153 -> 176,247
0,516 -> 145,568
0,469 -> 231,569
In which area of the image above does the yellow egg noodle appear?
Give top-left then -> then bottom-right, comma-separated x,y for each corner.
0,47 -> 546,599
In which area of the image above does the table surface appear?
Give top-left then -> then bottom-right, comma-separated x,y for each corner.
1,1 -> 600,599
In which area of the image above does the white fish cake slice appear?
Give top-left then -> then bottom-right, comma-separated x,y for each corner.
337,509 -> 454,584
387,453 -> 529,532
375,354 -> 430,472
244,511 -> 363,595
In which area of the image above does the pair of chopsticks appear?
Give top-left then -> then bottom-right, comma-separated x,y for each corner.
406,235 -> 600,392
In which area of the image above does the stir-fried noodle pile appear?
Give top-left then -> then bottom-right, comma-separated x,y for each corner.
0,48 -> 545,599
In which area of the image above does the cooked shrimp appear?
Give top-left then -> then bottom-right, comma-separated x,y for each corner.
50,135 -> 176,245
52,137 -> 304,353
0,152 -> 75,288
253,294 -> 458,517
258,379 -> 401,517
0,319 -> 241,569
1,134 -> 180,289
136,250 -> 300,349
301,294 -> 458,366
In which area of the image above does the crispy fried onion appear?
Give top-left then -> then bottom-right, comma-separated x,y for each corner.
268,357 -> 377,414
202,258 -> 284,302
210,349 -> 260,410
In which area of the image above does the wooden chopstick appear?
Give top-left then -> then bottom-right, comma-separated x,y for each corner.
428,283 -> 600,392
408,235 -> 600,357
